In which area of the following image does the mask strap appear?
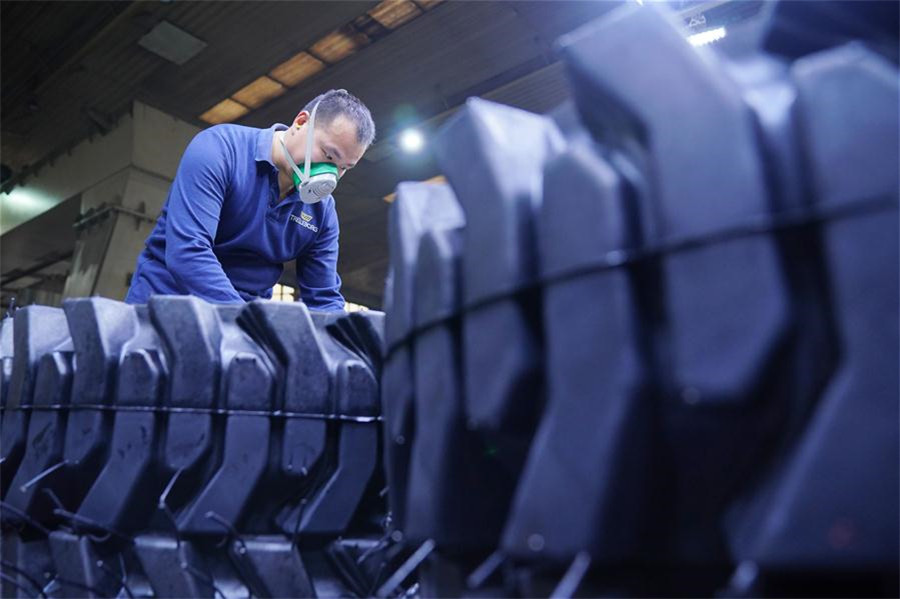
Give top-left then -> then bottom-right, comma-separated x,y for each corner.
279,135 -> 304,183
304,101 -> 319,179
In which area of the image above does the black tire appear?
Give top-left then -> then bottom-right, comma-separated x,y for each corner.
0,296 -> 395,598
381,3 -> 899,597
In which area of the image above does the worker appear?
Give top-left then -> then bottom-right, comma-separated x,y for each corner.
125,89 -> 375,310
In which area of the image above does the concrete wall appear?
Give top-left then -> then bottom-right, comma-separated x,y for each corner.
1,101 -> 199,235
62,102 -> 201,301
1,101 -> 201,305
0,115 -> 132,235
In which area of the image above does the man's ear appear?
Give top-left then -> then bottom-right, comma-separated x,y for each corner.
293,111 -> 310,129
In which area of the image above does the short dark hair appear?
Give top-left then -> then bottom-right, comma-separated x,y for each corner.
303,89 -> 376,147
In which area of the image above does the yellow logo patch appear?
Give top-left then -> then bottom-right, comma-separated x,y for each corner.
290,213 -> 319,232
300,212 -> 313,222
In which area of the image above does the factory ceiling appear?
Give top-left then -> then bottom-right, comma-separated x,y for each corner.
0,0 -> 761,307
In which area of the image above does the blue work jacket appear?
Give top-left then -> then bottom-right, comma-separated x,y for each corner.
125,123 -> 344,310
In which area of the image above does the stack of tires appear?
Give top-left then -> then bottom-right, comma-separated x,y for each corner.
382,3 -> 898,597
0,297 -> 392,598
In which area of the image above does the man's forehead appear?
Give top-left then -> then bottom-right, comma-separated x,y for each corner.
321,114 -> 358,139
321,115 -> 367,161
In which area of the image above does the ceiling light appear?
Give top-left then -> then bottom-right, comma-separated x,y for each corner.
1,187 -> 58,233
270,52 -> 326,87
352,13 -> 391,40
368,0 -> 422,29
309,25 -> 370,64
231,76 -> 286,109
199,98 -> 250,125
688,26 -> 726,46
2,187 -> 56,211
399,128 -> 425,153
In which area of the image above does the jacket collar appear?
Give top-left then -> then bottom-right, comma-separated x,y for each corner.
255,123 -> 289,168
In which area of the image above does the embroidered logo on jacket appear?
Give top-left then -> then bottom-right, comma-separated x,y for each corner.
290,213 -> 319,233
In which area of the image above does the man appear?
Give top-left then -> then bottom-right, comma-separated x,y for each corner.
125,89 -> 374,310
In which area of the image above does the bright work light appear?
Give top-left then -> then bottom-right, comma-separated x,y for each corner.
399,128 -> 425,153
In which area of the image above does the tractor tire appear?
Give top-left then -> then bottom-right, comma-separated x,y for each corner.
0,297 -> 395,598
381,3 -> 898,597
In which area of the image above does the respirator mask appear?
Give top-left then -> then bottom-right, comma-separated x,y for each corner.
279,101 -> 340,204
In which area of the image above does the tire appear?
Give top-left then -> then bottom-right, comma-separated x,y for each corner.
381,3 -> 899,597
0,296 -> 394,598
